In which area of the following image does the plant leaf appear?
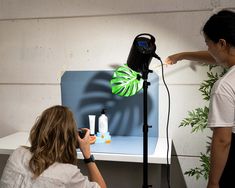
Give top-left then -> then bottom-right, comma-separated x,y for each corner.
110,64 -> 143,97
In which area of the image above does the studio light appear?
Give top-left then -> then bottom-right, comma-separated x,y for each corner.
127,33 -> 157,73
111,33 -> 161,188
111,33 -> 160,97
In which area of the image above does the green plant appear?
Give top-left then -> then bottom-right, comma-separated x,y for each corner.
184,152 -> 210,180
110,64 -> 143,97
180,65 -> 227,180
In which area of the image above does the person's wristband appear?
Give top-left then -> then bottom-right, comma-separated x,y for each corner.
83,154 -> 95,164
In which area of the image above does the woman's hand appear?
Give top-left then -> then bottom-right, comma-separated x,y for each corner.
77,128 -> 91,159
164,53 -> 183,65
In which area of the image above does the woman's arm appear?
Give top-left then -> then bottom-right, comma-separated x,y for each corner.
85,162 -> 106,188
165,51 -> 216,65
78,129 -> 107,188
207,127 -> 232,188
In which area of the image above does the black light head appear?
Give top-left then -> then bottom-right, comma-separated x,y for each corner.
127,33 -> 156,73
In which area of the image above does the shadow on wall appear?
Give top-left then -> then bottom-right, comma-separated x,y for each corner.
78,71 -> 148,136
170,143 -> 187,188
61,70 -> 159,137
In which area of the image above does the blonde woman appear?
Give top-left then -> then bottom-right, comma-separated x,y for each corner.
0,105 -> 106,188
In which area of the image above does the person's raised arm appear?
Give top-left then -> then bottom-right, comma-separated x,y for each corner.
78,129 -> 107,188
165,51 -> 216,65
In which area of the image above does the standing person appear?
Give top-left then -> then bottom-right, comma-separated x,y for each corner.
165,10 -> 235,188
0,105 -> 106,188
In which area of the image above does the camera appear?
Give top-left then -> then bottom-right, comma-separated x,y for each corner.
78,129 -> 86,139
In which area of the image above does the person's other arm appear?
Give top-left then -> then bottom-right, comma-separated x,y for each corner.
85,161 -> 106,188
78,129 -> 107,188
207,127 -> 232,188
165,51 -> 216,65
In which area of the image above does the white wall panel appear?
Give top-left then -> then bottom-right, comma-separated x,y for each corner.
0,11 -> 211,84
159,84 -> 211,156
0,85 -> 61,137
171,156 -> 208,188
0,0 -> 213,19
220,1 -> 235,9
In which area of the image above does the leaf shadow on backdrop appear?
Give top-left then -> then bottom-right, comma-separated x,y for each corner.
78,71 -> 154,136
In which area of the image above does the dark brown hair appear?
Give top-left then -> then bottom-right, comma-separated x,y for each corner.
203,10 -> 235,46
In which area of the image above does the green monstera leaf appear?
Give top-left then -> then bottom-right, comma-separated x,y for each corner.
110,64 -> 143,97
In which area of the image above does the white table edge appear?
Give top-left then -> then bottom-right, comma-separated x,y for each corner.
0,132 -> 172,164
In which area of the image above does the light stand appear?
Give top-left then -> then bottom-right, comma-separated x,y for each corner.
111,33 -> 166,187
142,64 -> 153,188
126,33 -> 158,188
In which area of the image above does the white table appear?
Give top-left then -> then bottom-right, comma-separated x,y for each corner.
0,131 -> 171,164
0,132 -> 172,187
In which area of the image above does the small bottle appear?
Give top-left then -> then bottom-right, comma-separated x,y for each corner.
98,109 -> 108,134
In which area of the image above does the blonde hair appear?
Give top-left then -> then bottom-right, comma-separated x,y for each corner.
28,105 -> 78,178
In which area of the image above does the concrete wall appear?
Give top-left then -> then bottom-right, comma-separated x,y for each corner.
1,0 -> 235,187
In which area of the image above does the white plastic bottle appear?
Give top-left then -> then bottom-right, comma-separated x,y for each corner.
98,109 -> 108,134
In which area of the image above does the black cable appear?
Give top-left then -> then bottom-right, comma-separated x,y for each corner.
155,54 -> 171,188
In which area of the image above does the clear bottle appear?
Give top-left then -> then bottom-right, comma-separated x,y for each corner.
98,109 -> 108,134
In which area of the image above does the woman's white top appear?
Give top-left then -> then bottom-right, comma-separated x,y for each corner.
0,147 -> 100,188
208,65 -> 235,133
